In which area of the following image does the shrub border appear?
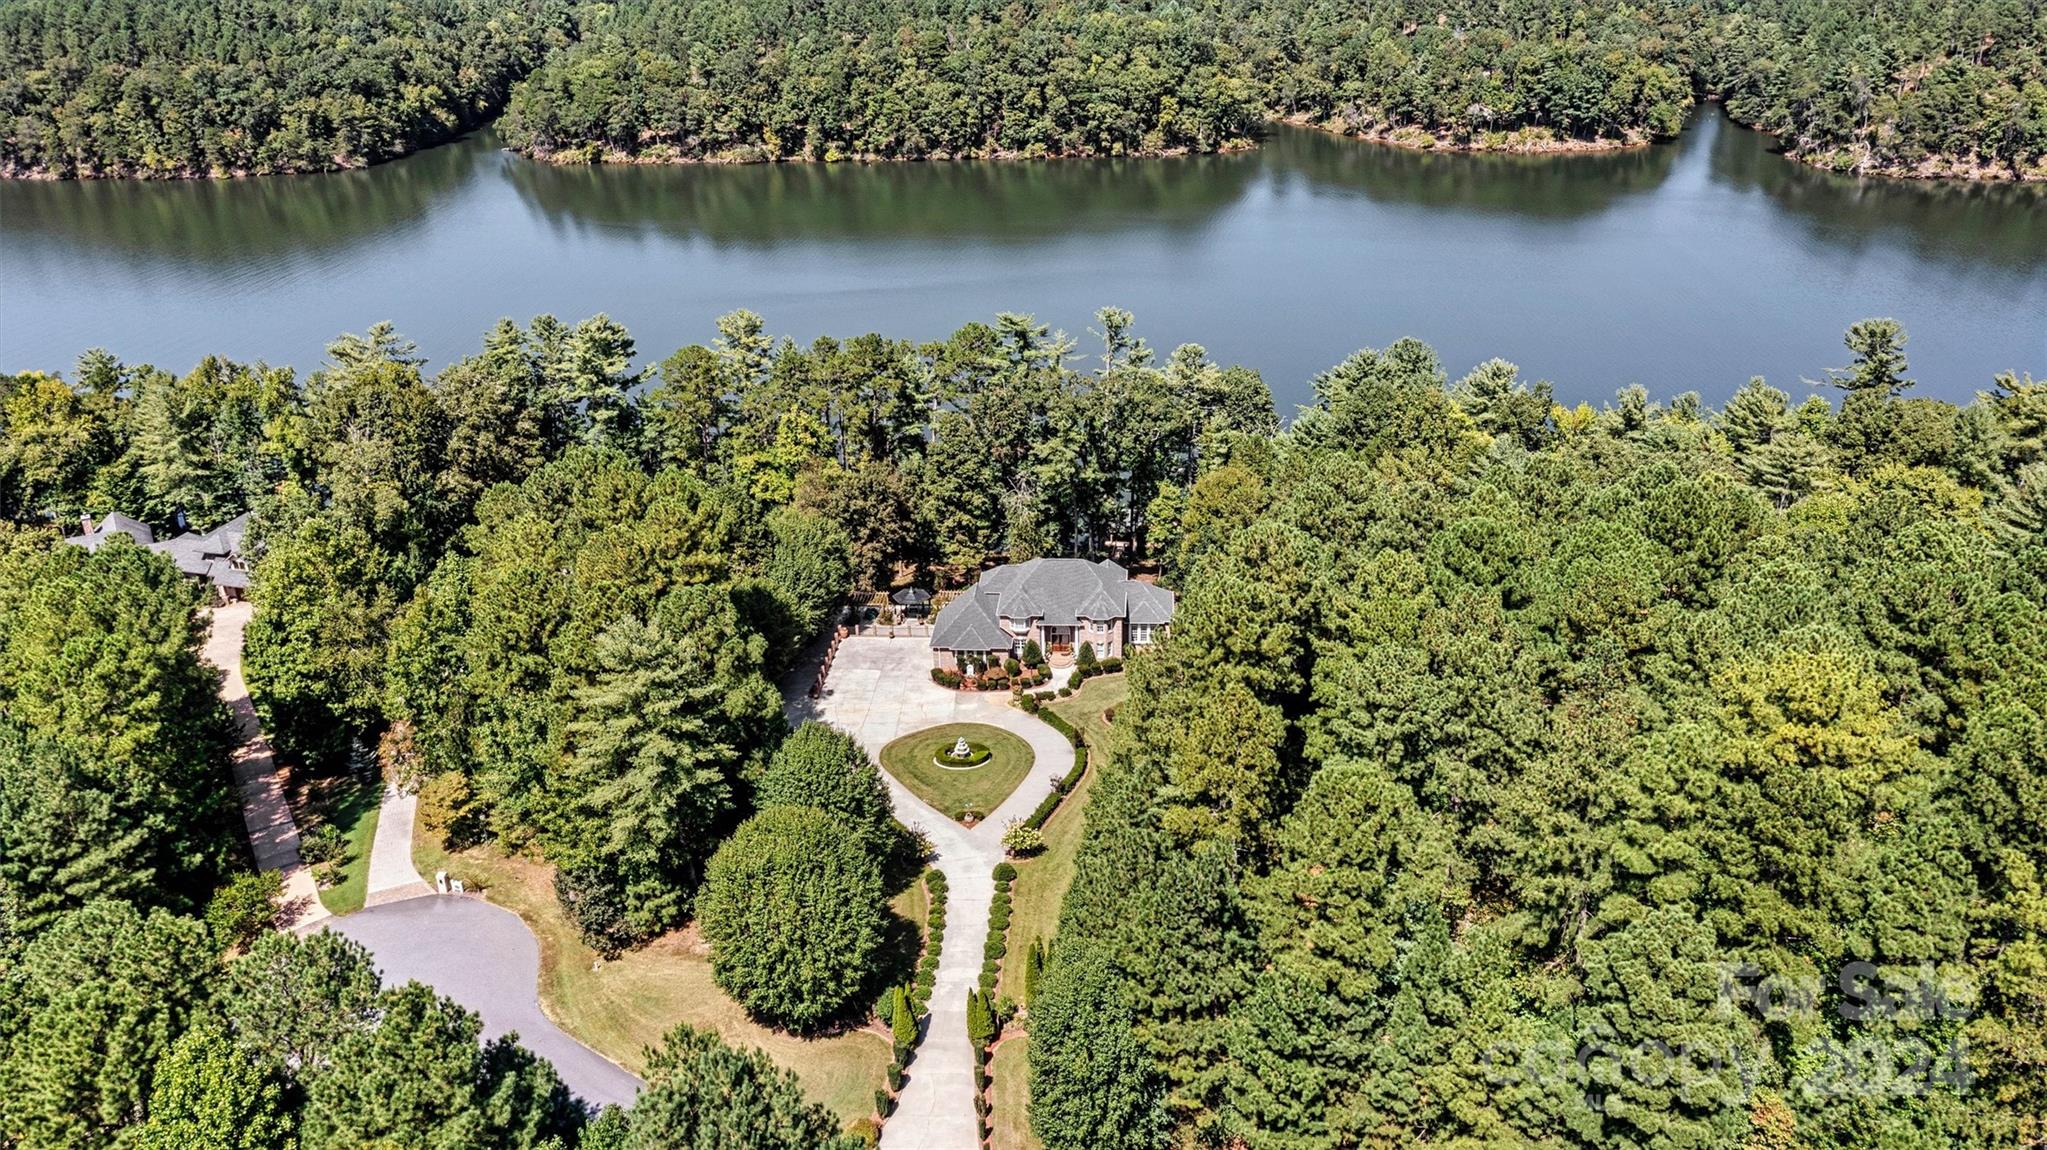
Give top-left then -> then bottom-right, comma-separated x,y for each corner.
879,867 -> 947,1126
971,687 -> 1105,1144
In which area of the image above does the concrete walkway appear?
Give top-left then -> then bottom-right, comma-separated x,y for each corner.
787,637 -> 1070,1150
202,602 -> 328,932
363,781 -> 435,907
329,896 -> 643,1109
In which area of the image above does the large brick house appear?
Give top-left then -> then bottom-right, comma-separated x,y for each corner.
930,558 -> 1173,669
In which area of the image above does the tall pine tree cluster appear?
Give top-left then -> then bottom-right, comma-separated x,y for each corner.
1035,329 -> 2047,1149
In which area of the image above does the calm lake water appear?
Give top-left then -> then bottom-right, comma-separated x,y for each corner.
2,109 -> 2042,408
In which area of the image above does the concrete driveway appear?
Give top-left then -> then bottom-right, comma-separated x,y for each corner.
329,896 -> 642,1111
789,636 -> 1072,1150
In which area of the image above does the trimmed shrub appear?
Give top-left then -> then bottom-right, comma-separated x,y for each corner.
298,822 -> 346,866
1077,641 -> 1096,672
758,722 -> 898,861
930,667 -> 962,688
966,990 -> 995,1048
1002,822 -> 1045,855
1100,656 -> 1124,673
698,806 -> 886,1032
1017,692 -> 1041,714
1021,639 -> 1042,664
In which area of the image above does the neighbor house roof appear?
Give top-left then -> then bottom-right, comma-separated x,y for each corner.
66,511 -> 252,588
72,511 -> 155,550
931,557 -> 1175,650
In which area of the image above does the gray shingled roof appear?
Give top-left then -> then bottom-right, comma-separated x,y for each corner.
70,512 -> 155,550
66,511 -> 252,589
931,558 -> 1175,650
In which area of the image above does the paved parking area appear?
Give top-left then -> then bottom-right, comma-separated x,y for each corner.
789,637 -> 1071,831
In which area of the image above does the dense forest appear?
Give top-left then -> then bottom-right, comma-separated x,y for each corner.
3,0 -> 2042,177
1029,324 -> 2047,1148
499,0 -> 2047,175
0,0 -> 569,176
5,310 -> 2044,1146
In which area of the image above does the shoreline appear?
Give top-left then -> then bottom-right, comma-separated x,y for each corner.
510,137 -> 1259,168
7,110 -> 2042,185
1271,110 -> 1654,156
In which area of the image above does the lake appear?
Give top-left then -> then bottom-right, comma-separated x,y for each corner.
3,108 -> 2042,409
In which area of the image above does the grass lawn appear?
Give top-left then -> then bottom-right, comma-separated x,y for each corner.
880,722 -> 1034,823
313,776 -> 381,916
989,1037 -> 1042,1150
414,828 -> 893,1129
998,673 -> 1125,1005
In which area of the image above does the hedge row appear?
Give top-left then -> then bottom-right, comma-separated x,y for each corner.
877,868 -> 948,1124
1017,706 -> 1089,832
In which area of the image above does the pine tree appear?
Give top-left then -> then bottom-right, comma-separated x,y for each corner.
0,901 -> 212,1150
562,613 -> 742,939
134,1017 -> 294,1150
1026,941 -> 1166,1150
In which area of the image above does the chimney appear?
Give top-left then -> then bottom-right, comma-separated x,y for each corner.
80,515 -> 95,536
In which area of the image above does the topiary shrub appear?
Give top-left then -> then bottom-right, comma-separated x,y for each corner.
698,806 -> 886,1032
758,722 -> 898,861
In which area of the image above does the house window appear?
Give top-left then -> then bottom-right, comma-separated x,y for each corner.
1131,623 -> 1157,645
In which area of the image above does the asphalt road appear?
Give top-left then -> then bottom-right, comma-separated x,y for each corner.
329,895 -> 643,1110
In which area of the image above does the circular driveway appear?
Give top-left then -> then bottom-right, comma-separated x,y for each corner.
788,636 -> 1071,1150
329,895 -> 642,1110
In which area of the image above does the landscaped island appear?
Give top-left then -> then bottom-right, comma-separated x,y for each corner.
3,0 -> 2041,179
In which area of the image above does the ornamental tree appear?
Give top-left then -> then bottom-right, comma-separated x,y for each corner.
697,805 -> 886,1031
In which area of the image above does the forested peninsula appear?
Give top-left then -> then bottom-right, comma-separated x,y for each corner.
1,0 -> 2042,180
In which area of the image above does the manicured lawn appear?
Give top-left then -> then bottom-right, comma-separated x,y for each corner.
314,776 -> 381,916
989,1037 -> 1042,1150
998,673 -> 1124,1005
880,722 -> 1034,823
414,829 -> 893,1129
1048,672 -> 1127,759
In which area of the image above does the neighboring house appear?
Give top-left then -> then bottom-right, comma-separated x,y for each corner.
930,557 -> 1173,669
68,511 -> 253,599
